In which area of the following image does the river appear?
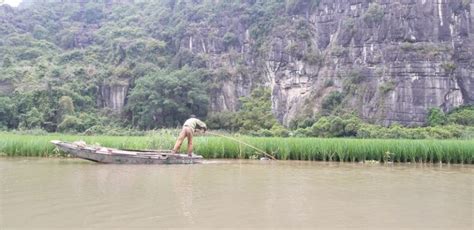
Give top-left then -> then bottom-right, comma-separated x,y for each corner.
0,158 -> 472,229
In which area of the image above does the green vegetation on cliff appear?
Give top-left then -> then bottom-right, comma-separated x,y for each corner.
0,1 -> 472,139
0,0 -> 294,131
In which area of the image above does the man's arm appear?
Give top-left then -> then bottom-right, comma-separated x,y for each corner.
197,119 -> 207,132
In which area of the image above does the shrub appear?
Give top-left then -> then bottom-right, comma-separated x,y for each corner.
256,129 -> 273,137
427,108 -> 447,126
379,81 -> 396,94
331,46 -> 345,57
323,79 -> 334,88
57,115 -> 84,133
238,88 -> 278,132
342,116 -> 361,136
289,117 -> 316,129
292,128 -> 311,137
310,117 -> 331,137
441,62 -> 456,74
223,32 -> 239,48
206,112 -> 240,131
0,96 -> 17,129
303,49 -> 323,65
286,0 -> 321,15
271,124 -> 289,137
19,108 -> 43,130
447,106 -> 474,126
363,3 -> 384,25
321,91 -> 343,115
329,116 -> 345,137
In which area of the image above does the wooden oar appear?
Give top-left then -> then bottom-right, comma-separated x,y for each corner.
207,131 -> 276,160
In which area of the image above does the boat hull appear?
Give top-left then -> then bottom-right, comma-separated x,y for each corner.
51,141 -> 203,164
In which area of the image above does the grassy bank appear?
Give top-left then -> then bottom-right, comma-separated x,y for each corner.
0,133 -> 472,164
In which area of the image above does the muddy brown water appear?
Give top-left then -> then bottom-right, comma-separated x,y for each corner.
0,158 -> 472,229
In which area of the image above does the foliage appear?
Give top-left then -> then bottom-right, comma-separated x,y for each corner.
303,48 -> 323,65
441,62 -> 456,74
270,123 -> 290,137
58,96 -> 75,121
206,112 -> 240,131
289,117 -> 316,130
126,68 -> 209,129
427,108 -> 447,126
1,133 -> 472,163
285,0 -> 321,15
379,81 -> 396,94
308,115 -> 361,137
237,87 -> 278,132
0,0 -> 472,138
321,91 -> 343,115
286,114 -> 473,139
0,97 -> 18,129
19,108 -> 43,129
363,3 -> 384,26
447,106 -> 474,126
223,32 -> 239,48
57,115 -> 84,133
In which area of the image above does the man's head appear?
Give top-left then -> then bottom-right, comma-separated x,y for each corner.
190,114 -> 196,118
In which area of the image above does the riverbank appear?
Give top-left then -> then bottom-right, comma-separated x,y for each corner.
0,133 -> 472,163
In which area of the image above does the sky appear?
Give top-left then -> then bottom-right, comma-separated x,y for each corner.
1,0 -> 22,7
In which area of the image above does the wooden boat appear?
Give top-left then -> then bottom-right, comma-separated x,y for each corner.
50,140 -> 203,164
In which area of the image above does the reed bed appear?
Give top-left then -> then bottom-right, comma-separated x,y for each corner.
0,133 -> 472,164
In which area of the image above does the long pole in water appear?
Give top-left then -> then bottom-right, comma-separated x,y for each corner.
206,131 -> 276,160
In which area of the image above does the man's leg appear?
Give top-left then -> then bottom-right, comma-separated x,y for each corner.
187,131 -> 193,156
172,129 -> 186,153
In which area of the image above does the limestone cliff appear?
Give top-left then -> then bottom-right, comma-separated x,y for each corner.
173,0 -> 473,126
3,0 -> 472,127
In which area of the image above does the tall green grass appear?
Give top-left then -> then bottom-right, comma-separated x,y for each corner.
0,132 -> 472,164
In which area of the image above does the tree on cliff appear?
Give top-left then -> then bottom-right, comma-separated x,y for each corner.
126,68 -> 209,129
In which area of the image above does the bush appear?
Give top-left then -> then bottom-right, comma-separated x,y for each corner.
127,67 -> 209,129
223,32 -> 239,48
356,125 -> 373,138
257,129 -> 274,137
379,81 -> 396,94
238,88 -> 278,132
289,117 -> 316,129
321,91 -> 343,115
427,108 -> 447,126
447,106 -> 474,126
57,115 -> 84,133
286,0 -> 321,15
292,128 -> 311,137
363,3 -> 384,25
19,108 -> 43,130
0,96 -> 17,129
84,125 -> 107,135
310,117 -> 331,137
329,116 -> 345,137
206,112 -> 240,131
323,79 -> 334,88
271,124 -> 289,137
342,116 -> 361,136
303,49 -> 323,65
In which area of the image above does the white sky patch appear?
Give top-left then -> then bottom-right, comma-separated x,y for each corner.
1,0 -> 22,7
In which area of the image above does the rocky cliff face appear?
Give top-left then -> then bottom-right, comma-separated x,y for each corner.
174,0 -> 472,126
269,0 -> 474,126
4,0 -> 471,127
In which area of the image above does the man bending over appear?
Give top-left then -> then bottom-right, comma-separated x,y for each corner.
171,115 -> 207,156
